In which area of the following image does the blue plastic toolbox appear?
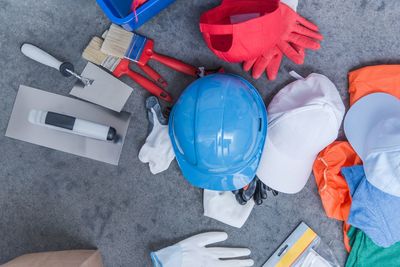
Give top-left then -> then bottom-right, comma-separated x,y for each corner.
96,0 -> 176,31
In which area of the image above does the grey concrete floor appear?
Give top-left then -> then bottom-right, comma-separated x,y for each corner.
1,0 -> 399,266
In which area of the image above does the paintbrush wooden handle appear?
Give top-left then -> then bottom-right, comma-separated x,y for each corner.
150,53 -> 198,77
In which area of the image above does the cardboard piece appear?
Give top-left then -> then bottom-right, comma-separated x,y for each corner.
6,85 -> 131,165
70,62 -> 133,112
1,250 -> 103,267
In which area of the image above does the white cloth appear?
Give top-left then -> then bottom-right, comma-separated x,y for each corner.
282,0 -> 299,11
298,249 -> 333,267
203,190 -> 255,228
344,93 -> 400,197
257,72 -> 345,194
151,232 -> 254,267
139,108 -> 175,174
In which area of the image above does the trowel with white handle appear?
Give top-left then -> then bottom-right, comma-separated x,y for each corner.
21,43 -> 93,86
21,43 -> 133,112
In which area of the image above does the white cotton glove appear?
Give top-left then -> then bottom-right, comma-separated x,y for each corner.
203,190 -> 255,228
139,108 -> 175,174
282,0 -> 299,11
151,232 -> 254,267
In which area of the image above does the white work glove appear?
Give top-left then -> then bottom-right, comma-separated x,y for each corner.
139,105 -> 175,174
151,232 -> 254,267
204,190 -> 255,228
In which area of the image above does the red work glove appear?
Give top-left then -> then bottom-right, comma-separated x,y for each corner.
243,44 -> 304,80
277,3 -> 323,63
244,3 -> 323,80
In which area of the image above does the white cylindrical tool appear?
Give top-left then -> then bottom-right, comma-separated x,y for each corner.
28,110 -> 116,141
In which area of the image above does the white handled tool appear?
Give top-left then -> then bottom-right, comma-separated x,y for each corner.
21,43 -> 93,86
28,109 -> 116,141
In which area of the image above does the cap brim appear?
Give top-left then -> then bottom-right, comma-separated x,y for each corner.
344,93 -> 400,159
256,137 -> 316,194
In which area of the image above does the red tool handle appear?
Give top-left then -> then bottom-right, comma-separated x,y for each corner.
113,60 -> 172,102
150,52 -> 199,77
125,70 -> 172,102
138,64 -> 168,88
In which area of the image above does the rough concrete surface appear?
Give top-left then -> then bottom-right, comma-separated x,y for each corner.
0,0 -> 399,266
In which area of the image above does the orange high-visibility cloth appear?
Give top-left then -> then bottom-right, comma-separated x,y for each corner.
349,65 -> 400,105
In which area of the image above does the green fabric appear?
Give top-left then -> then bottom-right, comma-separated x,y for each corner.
346,227 -> 400,267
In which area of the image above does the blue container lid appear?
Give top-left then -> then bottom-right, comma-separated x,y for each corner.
97,0 -> 176,31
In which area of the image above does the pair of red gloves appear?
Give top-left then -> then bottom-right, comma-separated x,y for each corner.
244,2 -> 323,80
200,1 -> 323,80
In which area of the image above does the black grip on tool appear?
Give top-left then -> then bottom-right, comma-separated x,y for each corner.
45,112 -> 75,130
107,127 -> 117,141
59,62 -> 74,77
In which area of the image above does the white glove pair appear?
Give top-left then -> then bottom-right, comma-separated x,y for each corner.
151,232 -> 254,267
138,99 -> 255,228
139,97 -> 174,174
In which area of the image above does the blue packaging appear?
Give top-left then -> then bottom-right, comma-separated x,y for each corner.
96,0 -> 176,31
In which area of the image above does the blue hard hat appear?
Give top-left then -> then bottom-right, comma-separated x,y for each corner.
169,74 -> 267,191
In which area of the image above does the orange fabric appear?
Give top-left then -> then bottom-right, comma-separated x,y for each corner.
349,65 -> 400,105
314,64 -> 400,252
313,141 -> 360,253
343,222 -> 352,252
313,141 -> 361,222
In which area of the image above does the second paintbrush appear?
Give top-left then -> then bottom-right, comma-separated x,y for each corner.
83,37 -> 172,103
101,24 -> 200,77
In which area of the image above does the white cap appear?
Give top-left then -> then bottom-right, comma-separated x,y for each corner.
257,72 -> 345,194
344,93 -> 400,197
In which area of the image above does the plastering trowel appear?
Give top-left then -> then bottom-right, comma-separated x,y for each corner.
6,85 -> 131,165
69,62 -> 133,112
21,43 -> 133,112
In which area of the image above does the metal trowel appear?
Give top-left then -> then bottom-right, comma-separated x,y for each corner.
69,62 -> 133,112
21,43 -> 133,112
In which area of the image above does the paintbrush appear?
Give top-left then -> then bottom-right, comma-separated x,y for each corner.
101,24 -> 199,77
83,37 -> 172,102
101,30 -> 168,88
85,36 -> 168,88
